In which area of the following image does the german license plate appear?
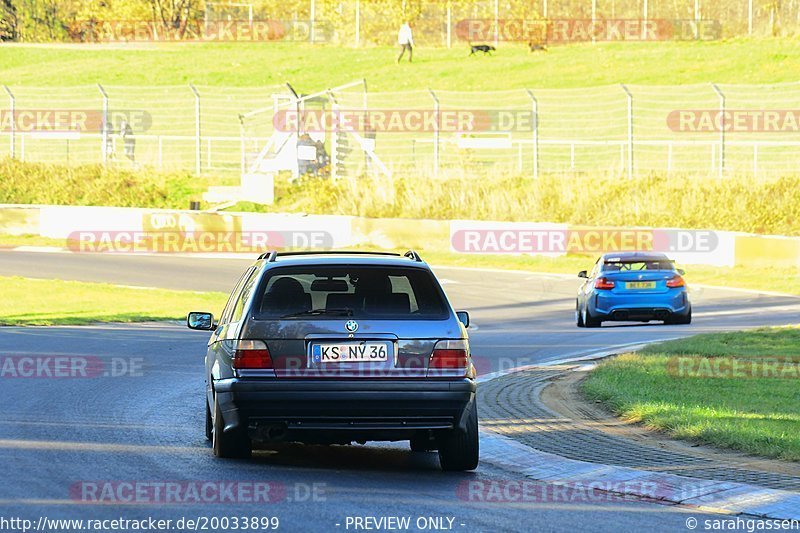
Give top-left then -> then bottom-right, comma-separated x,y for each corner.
626,281 -> 656,289
312,342 -> 390,363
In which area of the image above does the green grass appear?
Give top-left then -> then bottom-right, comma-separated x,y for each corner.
2,39 -> 800,89
0,276 -> 227,325
0,159 -> 213,208
240,173 -> 800,237
583,327 -> 800,461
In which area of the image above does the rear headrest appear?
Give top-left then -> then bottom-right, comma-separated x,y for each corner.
365,293 -> 410,315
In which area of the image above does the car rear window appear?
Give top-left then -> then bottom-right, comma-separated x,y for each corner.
602,260 -> 674,271
252,266 -> 449,320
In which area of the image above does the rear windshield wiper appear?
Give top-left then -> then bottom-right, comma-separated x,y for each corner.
280,308 -> 354,318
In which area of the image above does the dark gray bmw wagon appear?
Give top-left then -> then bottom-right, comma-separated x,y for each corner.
187,250 -> 478,471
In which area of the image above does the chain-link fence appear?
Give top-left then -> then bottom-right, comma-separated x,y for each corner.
228,0 -> 799,46
2,81 -> 800,179
7,0 -> 800,44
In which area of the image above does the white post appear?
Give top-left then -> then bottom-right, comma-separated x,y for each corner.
3,86 -> 14,158
525,89 -> 539,179
429,89 -> 439,178
543,0 -> 548,18
711,83 -> 725,177
446,3 -> 451,48
667,142 -> 673,175
643,0 -> 648,24
493,0 -> 499,48
621,84 -> 634,179
190,84 -> 201,175
355,0 -> 360,47
238,114 -> 246,175
98,84 -> 109,164
753,143 -> 758,178
310,0 -> 315,43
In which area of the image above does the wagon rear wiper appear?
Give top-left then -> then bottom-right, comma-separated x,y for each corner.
280,308 -> 354,318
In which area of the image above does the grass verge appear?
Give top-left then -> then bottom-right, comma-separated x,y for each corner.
239,173 -> 800,237
582,327 -> 800,461
0,276 -> 228,326
0,159 -> 215,208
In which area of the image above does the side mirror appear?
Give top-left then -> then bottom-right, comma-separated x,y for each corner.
578,270 -> 588,278
456,311 -> 470,328
677,269 -> 686,275
187,311 -> 215,331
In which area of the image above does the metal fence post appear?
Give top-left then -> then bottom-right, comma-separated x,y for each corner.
493,0 -> 499,48
428,89 -> 439,178
446,2 -> 452,48
525,89 -> 538,179
310,0 -> 315,43
190,84 -> 201,175
620,84 -> 633,179
355,0 -> 360,47
97,84 -> 109,164
711,83 -> 725,177
3,86 -> 14,158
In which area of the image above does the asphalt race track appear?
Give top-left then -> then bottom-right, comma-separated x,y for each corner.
2,250 -> 799,532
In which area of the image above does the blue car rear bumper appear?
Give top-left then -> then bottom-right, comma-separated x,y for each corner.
590,290 -> 690,320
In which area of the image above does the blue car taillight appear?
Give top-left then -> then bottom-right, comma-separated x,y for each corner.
666,275 -> 686,288
594,277 -> 615,290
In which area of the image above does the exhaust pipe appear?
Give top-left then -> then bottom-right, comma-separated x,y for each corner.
258,424 -> 288,441
654,310 -> 670,320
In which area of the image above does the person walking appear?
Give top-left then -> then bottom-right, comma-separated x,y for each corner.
396,21 -> 414,63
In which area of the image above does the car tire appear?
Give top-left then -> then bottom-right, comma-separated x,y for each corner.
410,432 -> 437,452
205,400 -> 212,441
212,396 -> 251,459
576,301 -> 585,327
437,401 -> 479,472
668,306 -> 692,325
583,306 -> 602,328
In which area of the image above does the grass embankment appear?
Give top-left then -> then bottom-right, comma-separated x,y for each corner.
0,159 -> 211,208
1,39 -> 798,89
247,173 -> 800,237
0,276 -> 227,326
583,328 -> 800,461
5,161 -> 799,237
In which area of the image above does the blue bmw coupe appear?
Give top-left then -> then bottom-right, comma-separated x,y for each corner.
576,252 -> 692,328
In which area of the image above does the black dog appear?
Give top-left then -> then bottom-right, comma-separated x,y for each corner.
469,44 -> 496,55
528,41 -> 548,52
